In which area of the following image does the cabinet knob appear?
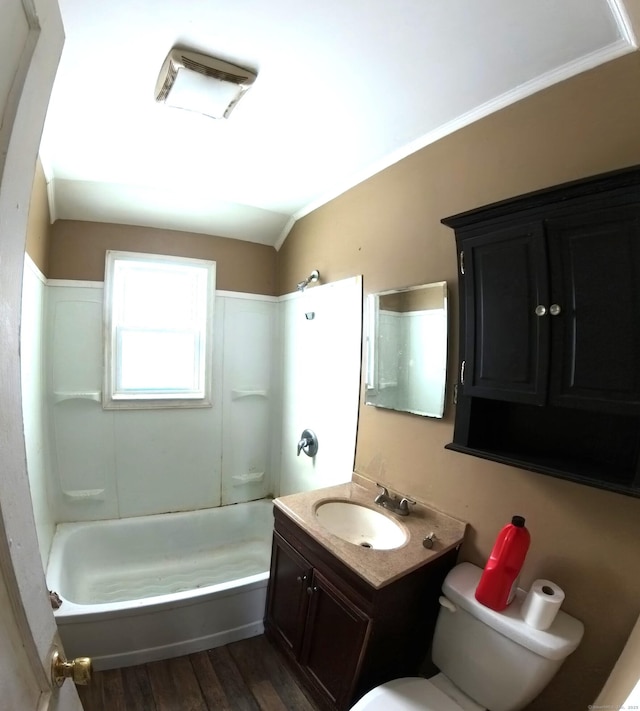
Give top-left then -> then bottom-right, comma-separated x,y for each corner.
549,303 -> 562,316
534,304 -> 547,317
306,586 -> 318,596
296,575 -> 307,584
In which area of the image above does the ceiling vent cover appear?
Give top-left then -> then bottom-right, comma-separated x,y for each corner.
155,48 -> 257,119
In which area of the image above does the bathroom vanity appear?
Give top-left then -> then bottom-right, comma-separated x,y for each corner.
264,481 -> 466,711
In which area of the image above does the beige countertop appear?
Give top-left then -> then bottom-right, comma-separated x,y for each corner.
273,478 -> 467,589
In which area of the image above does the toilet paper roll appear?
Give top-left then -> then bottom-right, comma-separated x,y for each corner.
521,579 -> 565,630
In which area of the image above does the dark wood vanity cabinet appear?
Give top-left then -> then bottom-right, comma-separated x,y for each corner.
265,507 -> 458,711
267,531 -> 370,708
267,532 -> 314,657
443,166 -> 640,497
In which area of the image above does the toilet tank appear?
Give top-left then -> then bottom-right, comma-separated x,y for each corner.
432,563 -> 584,711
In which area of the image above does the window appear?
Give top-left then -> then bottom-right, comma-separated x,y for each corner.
103,251 -> 216,409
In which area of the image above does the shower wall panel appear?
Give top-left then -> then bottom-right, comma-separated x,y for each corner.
21,256 -> 55,566
220,295 -> 280,505
278,276 -> 362,496
46,285 -> 118,522
44,282 -> 276,522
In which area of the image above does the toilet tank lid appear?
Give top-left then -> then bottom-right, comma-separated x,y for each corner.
442,563 -> 584,661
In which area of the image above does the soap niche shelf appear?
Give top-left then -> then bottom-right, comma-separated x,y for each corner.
231,388 -> 269,400
53,391 -> 102,404
232,472 -> 265,486
63,488 -> 105,502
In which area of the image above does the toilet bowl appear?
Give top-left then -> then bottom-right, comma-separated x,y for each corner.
350,563 -> 584,711
350,677 -> 464,711
350,675 -> 483,711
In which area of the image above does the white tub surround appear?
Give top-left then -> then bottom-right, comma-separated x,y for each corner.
47,499 -> 273,670
44,284 -> 280,522
42,277 -> 361,522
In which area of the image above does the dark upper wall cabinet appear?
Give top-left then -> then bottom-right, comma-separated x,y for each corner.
443,166 -> 640,498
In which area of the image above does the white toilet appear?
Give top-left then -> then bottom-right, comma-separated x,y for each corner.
351,562 -> 584,711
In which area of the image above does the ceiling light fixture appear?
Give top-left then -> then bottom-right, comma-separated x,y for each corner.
155,48 -> 257,119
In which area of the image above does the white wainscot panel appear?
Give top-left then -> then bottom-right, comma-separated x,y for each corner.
114,407 -> 221,518
47,285 -> 119,521
53,400 -> 118,520
221,296 -> 278,505
49,287 -> 103,396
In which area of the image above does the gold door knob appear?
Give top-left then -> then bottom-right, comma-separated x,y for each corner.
51,649 -> 92,687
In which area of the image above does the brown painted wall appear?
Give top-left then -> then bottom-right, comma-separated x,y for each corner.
48,221 -> 278,295
278,53 -> 640,710
25,158 -> 51,274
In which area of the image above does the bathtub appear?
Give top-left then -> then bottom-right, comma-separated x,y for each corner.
47,499 -> 274,670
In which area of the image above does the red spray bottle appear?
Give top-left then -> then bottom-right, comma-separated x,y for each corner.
475,515 -> 530,611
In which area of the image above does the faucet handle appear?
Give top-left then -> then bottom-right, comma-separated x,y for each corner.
374,483 -> 390,502
297,438 -> 309,456
375,483 -> 389,496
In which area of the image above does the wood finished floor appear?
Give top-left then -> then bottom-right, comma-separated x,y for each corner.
77,635 -> 320,711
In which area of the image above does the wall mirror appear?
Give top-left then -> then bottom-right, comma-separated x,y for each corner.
365,281 -> 448,418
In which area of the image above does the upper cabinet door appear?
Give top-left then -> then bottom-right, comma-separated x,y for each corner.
546,204 -> 640,413
462,222 -> 549,404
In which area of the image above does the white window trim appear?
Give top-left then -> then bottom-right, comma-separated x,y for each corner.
103,250 -> 216,410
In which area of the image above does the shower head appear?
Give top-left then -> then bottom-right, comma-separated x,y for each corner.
297,269 -> 320,292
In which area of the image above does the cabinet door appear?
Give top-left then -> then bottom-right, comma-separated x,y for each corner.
547,205 -> 640,413
462,222 -> 550,404
265,532 -> 312,657
300,570 -> 371,710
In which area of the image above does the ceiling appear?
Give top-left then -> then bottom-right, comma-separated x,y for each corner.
39,0 -> 636,249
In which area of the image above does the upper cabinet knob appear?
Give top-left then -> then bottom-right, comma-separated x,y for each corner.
549,303 -> 562,316
534,304 -> 547,317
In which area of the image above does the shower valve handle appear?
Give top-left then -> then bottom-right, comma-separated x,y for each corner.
297,429 -> 318,457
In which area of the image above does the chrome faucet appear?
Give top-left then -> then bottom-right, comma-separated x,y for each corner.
374,484 -> 415,516
297,429 -> 318,457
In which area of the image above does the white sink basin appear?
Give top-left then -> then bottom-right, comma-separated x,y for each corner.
314,501 -> 408,550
